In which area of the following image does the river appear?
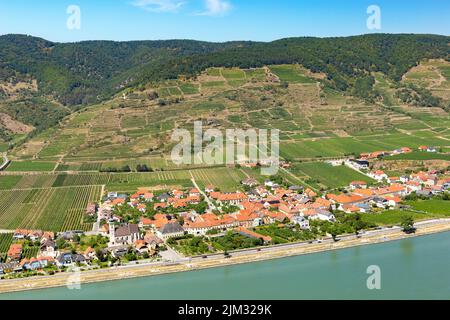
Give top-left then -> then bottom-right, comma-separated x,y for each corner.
1,231 -> 450,300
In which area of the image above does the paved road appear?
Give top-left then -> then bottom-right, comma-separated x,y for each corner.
343,160 -> 374,179
160,246 -> 184,262
190,176 -> 217,211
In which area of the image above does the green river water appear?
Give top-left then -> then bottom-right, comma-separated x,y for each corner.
1,231 -> 450,300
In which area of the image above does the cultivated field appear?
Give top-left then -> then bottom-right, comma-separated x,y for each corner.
4,63 -> 450,199
0,166 -> 255,193
289,162 -> 374,190
0,233 -> 13,262
0,185 -> 102,232
5,161 -> 55,172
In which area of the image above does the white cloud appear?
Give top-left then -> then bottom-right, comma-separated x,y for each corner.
197,0 -> 232,16
131,0 -> 185,13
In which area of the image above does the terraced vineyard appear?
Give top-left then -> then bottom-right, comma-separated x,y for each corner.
8,61 -> 450,169
2,59 -> 450,221
0,186 -> 102,232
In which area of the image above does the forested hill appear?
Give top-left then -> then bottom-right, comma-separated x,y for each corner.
0,33 -> 449,106
0,34 -> 254,105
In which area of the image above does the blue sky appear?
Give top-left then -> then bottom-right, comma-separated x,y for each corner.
0,0 -> 448,42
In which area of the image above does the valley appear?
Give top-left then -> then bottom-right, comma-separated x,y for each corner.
0,35 -> 449,281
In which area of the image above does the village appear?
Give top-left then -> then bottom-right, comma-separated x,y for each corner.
0,145 -> 449,278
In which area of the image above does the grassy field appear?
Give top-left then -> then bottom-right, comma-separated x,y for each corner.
179,83 -> 199,95
0,185 -> 102,232
0,143 -> 8,152
281,133 -> 450,160
385,152 -> 450,161
290,162 -> 374,189
269,65 -> 316,83
406,199 -> 450,216
0,175 -> 23,190
190,167 -> 246,191
361,210 -> 431,226
6,161 -> 55,172
361,199 -> 450,226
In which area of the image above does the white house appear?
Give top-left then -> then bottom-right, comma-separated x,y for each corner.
291,215 -> 310,229
309,210 -> 335,222
369,170 -> 388,182
39,239 -> 57,258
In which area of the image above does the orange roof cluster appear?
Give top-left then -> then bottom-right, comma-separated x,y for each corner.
376,184 -> 406,195
241,201 -> 264,212
437,178 -> 450,186
266,211 -> 288,221
7,244 -> 22,257
314,197 -> 332,208
154,202 -> 167,210
209,191 -> 222,200
184,213 -> 236,229
333,194 -> 365,204
353,189 -> 375,197
168,195 -> 201,208
140,217 -> 154,226
150,214 -> 172,229
84,247 -> 95,255
20,256 -> 54,267
361,151 -> 387,159
233,209 -> 260,222
342,204 -> 361,213
217,192 -> 248,202
134,240 -> 147,249
383,196 -> 402,203
304,188 -> 317,198
14,229 -> 53,239
172,189 -> 185,198
111,198 -> 125,206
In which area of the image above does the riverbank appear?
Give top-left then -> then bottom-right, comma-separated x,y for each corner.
1,218 -> 450,295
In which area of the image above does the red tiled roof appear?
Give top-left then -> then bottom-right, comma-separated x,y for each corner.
217,193 -> 248,201
236,227 -> 272,242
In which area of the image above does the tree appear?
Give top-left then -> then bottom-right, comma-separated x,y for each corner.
95,248 -> 106,262
350,213 -> 366,235
330,226 -> 338,242
400,215 -> 415,234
